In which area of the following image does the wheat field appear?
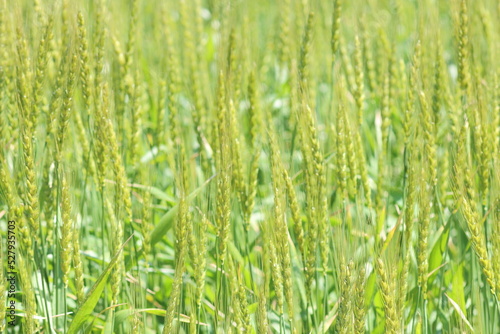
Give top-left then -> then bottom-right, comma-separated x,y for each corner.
0,0 -> 499,333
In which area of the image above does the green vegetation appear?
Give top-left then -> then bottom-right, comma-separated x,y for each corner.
1,0 -> 499,332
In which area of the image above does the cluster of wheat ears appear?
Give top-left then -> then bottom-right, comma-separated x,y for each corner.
0,0 -> 499,333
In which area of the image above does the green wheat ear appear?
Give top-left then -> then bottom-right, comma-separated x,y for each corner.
376,258 -> 399,334
60,175 -> 73,287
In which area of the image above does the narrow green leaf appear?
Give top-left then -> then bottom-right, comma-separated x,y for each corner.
129,182 -> 176,204
428,223 -> 450,283
449,264 -> 466,314
445,292 -> 474,332
149,175 -> 214,246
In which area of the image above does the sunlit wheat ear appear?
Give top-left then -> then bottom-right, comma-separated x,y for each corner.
344,104 -> 359,199
404,41 -> 421,146
493,194 -> 500,295
229,99 -> 245,203
336,100 -> 349,200
493,74 -> 500,159
194,210 -> 209,308
15,27 -> 32,118
74,110 -> 97,182
375,70 -> 391,212
1,161 -> 32,257
237,279 -> 252,333
417,169 -> 431,300
419,91 -> 437,189
298,12 -> 314,89
354,128 -> 371,208
330,0 -> 342,65
278,0 -> 292,66
72,222 -> 85,304
336,258 -> 353,334
354,265 -> 366,334
457,0 -> 471,99
163,197 -> 188,334
215,70 -> 231,266
32,16 -> 53,126
22,127 -> 40,248
353,35 -> 364,126
256,284 -> 270,333
376,258 -> 398,334
60,175 -> 73,287
283,168 -> 305,257
92,0 -> 105,126
340,37 -> 356,91
431,44 -> 443,127
452,178 -> 497,297
77,11 -> 92,118
129,72 -> 143,166
269,130 -> 294,322
55,52 -> 77,166
267,225 -> 284,315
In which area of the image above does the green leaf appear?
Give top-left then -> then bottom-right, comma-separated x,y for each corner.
129,183 -> 176,204
309,299 -> 338,334
428,223 -> 450,283
149,175 -> 214,246
67,236 -> 132,334
228,241 -> 245,265
445,292 -> 474,332
449,264 -> 466,314
103,309 -> 115,334
365,270 -> 377,308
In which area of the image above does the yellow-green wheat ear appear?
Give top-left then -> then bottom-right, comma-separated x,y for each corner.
298,12 -> 314,88
31,15 -> 53,126
493,73 -> 500,161
376,258 -> 399,334
22,125 -> 40,245
419,91 -> 437,189
452,162 -> 497,296
404,41 -> 421,146
214,71 -> 231,266
278,0 -> 292,66
283,168 -> 305,258
269,129 -> 294,322
417,168 -> 431,301
55,52 -> 77,165
360,20 -> 377,93
162,197 -> 189,334
60,175 -> 73,287
72,223 -> 85,304
331,0 -> 342,66
336,258 -> 353,334
354,265 -> 367,334
194,211 -> 208,308
457,0 -> 471,101
1,161 -> 32,256
77,11 -> 93,119
354,34 -> 365,126
336,100 -> 349,200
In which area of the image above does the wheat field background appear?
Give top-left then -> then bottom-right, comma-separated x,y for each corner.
0,0 -> 499,333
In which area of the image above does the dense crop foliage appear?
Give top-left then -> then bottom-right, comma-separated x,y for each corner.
1,0 -> 499,333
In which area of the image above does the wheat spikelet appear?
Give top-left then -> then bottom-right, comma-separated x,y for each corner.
60,175 -> 73,286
